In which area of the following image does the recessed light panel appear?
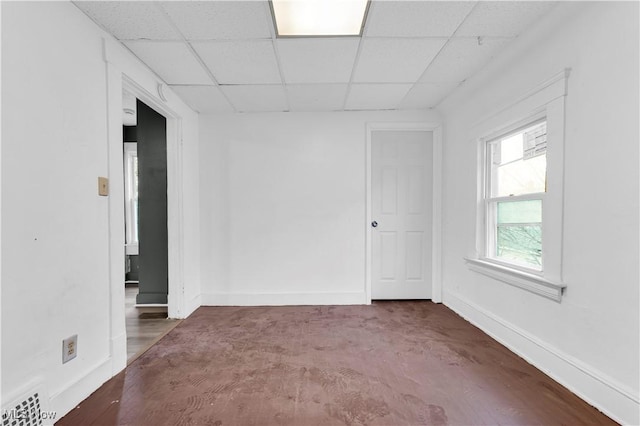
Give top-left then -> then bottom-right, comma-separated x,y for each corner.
272,0 -> 369,37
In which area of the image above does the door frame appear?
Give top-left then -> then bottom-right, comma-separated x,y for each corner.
124,80 -> 184,311
365,122 -> 443,304
104,39 -> 186,375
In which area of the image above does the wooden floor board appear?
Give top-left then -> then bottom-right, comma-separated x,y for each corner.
125,285 -> 181,363
57,302 -> 616,426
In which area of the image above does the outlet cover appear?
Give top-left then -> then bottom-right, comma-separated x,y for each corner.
98,177 -> 109,196
62,335 -> 78,363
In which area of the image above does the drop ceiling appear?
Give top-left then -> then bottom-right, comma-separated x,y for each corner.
74,1 -> 557,113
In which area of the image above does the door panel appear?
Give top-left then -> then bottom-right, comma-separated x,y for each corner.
380,232 -> 398,280
371,130 -> 433,300
381,168 -> 398,214
405,231 -> 424,280
408,166 -> 425,214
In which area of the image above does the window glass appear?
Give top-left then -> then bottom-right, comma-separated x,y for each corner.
497,200 -> 542,224
487,121 -> 546,270
495,200 -> 542,268
490,122 -> 547,197
496,225 -> 542,268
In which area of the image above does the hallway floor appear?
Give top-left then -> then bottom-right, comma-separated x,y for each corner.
125,285 -> 180,363
59,302 -> 614,425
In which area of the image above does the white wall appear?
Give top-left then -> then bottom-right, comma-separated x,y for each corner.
199,110 -> 440,305
438,2 -> 639,424
3,1 -> 635,423
1,1 -> 200,420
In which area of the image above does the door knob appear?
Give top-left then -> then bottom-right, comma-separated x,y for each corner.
371,221 -> 378,228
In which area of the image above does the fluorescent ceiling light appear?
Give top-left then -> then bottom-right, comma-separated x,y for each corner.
271,0 -> 369,37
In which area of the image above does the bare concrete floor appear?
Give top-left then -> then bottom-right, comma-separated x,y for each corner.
60,302 -> 615,425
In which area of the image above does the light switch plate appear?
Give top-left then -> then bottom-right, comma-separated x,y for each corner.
98,177 -> 109,196
62,335 -> 78,363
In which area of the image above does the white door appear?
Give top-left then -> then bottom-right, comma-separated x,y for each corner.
371,130 -> 433,299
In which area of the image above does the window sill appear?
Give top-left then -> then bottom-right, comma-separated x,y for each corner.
464,258 -> 566,302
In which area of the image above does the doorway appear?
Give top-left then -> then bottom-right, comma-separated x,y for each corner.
104,44 -> 188,373
122,90 -> 178,362
366,123 -> 443,303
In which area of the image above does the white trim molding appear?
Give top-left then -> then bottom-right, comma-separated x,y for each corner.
48,358 -> 112,422
201,292 -> 367,306
471,68 -> 571,131
464,258 -> 565,302
444,291 -> 640,425
186,294 -> 203,316
109,331 -> 127,379
102,34 -> 196,380
470,69 -> 569,299
365,121 -> 443,304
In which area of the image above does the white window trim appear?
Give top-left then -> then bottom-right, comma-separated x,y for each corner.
465,258 -> 564,302
484,118 -> 546,273
467,69 -> 570,301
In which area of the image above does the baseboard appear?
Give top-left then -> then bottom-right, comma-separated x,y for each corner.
48,357 -> 112,421
135,292 -> 168,305
110,332 -> 127,375
443,290 -> 639,425
185,294 -> 202,316
201,291 -> 367,306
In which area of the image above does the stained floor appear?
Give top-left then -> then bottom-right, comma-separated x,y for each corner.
58,302 -> 615,425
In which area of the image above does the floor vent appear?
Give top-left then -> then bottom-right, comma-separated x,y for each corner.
2,391 -> 43,426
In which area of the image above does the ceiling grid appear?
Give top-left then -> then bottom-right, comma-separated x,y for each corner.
153,1 -> 238,113
73,0 -> 558,113
341,0 -> 375,111
265,0 -> 292,113
396,0 -> 480,109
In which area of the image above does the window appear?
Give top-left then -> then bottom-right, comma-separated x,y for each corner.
465,69 -> 569,301
485,120 -> 547,271
124,143 -> 139,254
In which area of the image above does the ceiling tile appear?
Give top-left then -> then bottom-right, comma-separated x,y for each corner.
420,37 -> 511,83
277,39 -> 360,84
159,1 -> 272,40
287,84 -> 348,111
398,82 -> 460,109
221,85 -> 288,112
345,84 -> 412,110
74,1 -> 180,40
456,1 -> 557,37
170,86 -> 234,114
124,41 -> 212,85
353,38 -> 447,83
193,41 -> 281,85
366,1 -> 476,37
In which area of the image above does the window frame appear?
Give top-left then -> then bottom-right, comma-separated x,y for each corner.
483,118 -> 547,274
465,69 -> 570,302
